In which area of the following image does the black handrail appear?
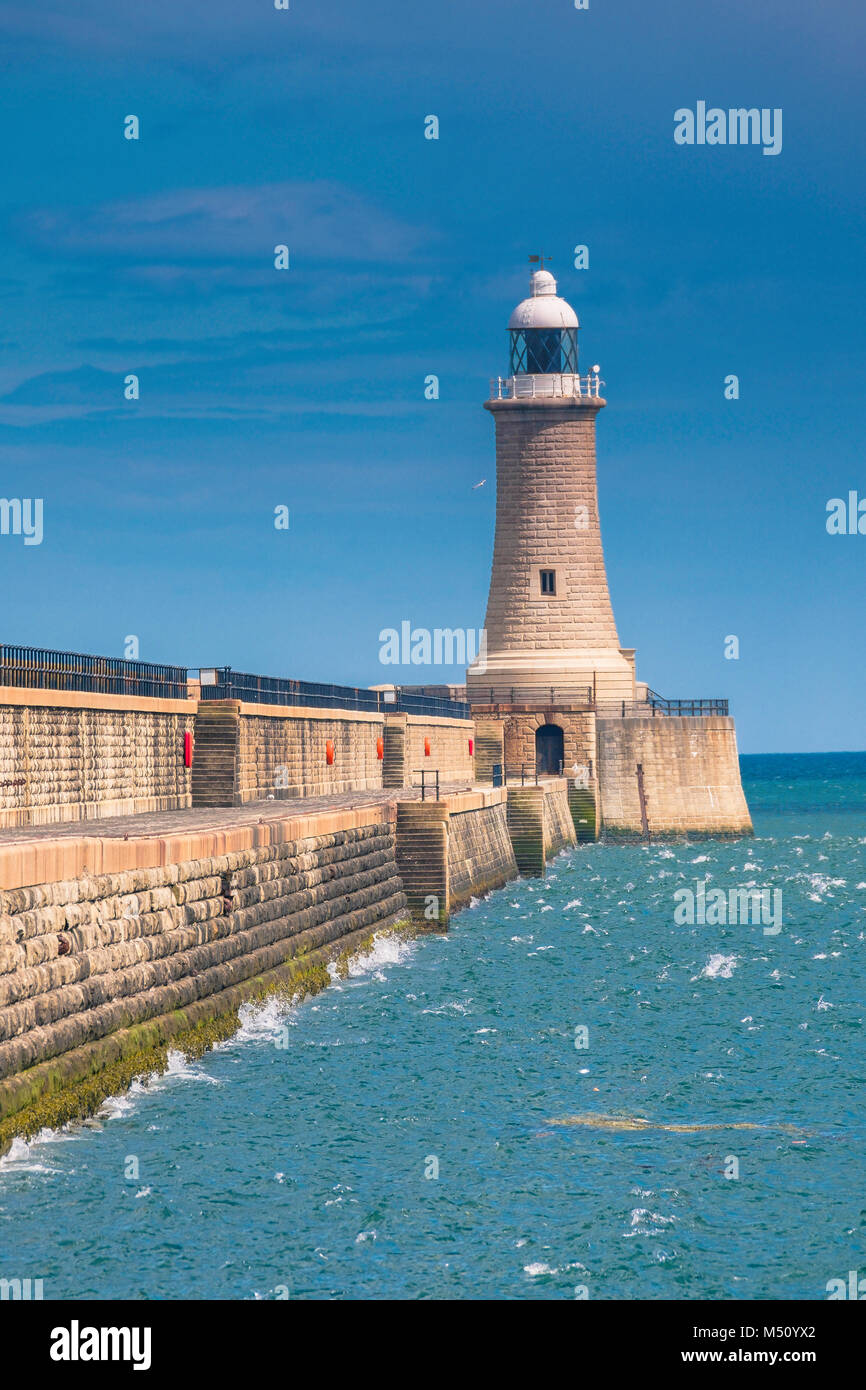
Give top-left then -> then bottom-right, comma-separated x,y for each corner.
199,668 -> 471,720
472,684 -> 728,716
645,690 -> 728,716
0,644 -> 188,700
415,769 -> 441,802
471,685 -> 593,706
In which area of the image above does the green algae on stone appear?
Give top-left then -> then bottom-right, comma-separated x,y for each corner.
0,952 -> 334,1155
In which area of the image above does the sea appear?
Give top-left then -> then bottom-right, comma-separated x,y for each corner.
1,752 -> 864,1300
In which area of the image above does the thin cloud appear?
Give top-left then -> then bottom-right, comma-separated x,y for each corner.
19,180 -> 429,265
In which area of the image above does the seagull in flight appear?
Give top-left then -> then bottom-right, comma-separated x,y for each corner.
472,479 -> 487,489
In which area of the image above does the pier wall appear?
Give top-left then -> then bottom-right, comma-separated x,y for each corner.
406,717 -> 475,787
502,709 -> 596,776
0,688 -> 194,830
447,792 -> 517,911
597,716 -> 753,838
0,777 -> 576,1147
0,691 -> 475,825
0,805 -> 407,1150
395,782 -> 571,926
235,702 -> 384,803
394,789 -> 517,927
506,780 -> 576,875
193,703 -> 475,807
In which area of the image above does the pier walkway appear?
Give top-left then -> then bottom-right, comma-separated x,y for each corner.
0,783 -> 477,848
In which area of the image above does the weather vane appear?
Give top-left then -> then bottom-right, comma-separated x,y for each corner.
528,252 -> 552,269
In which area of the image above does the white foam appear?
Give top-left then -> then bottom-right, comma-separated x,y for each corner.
332,932 -> 415,982
698,954 -> 738,980
160,1050 -> 220,1085
100,1077 -> 150,1119
0,1133 -> 64,1176
233,995 -> 296,1043
624,1208 -> 676,1238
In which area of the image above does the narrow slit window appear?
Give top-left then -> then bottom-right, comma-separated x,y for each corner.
540,569 -> 556,595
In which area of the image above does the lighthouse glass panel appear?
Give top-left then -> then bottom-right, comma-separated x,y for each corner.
510,328 -> 577,376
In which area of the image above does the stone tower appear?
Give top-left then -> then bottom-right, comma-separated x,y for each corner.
465,264 -> 752,843
467,266 -> 634,706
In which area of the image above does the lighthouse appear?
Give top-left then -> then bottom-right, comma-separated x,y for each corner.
465,263 -> 752,841
467,264 -> 635,709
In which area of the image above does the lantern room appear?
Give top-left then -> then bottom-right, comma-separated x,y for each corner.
507,268 -> 579,376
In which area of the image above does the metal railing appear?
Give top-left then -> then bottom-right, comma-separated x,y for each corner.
0,645 -> 189,700
199,669 -> 471,719
489,373 -> 604,401
472,685 -> 727,717
492,763 -> 542,787
595,696 -> 729,718
646,689 -> 728,717
416,769 -> 441,801
470,685 -> 594,707
394,690 -> 472,720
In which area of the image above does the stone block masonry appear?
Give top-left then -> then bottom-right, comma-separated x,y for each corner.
235,702 -> 384,802
506,781 -> 576,875
469,399 -> 635,700
397,782 -> 576,924
597,716 -> 753,838
567,779 -> 598,842
395,788 -> 520,926
395,799 -> 451,927
0,805 -> 407,1150
0,690 -> 475,826
193,703 -> 475,807
405,716 -> 475,786
448,794 -> 517,912
502,708 -> 596,776
0,778 -> 580,1150
472,719 -> 505,784
0,688 -> 194,829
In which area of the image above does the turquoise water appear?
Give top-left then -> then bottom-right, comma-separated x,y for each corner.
1,752 -> 864,1300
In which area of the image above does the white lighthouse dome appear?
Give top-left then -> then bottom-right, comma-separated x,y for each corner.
508,270 -> 579,330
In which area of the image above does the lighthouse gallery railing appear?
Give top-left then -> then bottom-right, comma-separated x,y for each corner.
489,373 -> 604,400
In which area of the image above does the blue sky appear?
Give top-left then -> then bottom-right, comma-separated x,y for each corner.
0,0 -> 863,753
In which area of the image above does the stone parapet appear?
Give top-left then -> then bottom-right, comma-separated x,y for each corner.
0,691 -> 194,829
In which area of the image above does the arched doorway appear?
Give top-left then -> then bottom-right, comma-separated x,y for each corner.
535,723 -> 564,776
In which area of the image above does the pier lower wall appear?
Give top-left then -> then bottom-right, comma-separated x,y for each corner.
447,791 -> 517,912
0,779 -> 571,1149
506,781 -> 576,876
0,806 -> 407,1151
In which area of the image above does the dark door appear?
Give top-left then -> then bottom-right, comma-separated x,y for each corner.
535,723 -> 564,776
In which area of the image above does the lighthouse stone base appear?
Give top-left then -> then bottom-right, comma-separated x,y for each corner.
470,700 -> 752,841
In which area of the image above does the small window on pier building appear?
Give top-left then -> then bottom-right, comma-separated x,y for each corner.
540,569 -> 556,595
